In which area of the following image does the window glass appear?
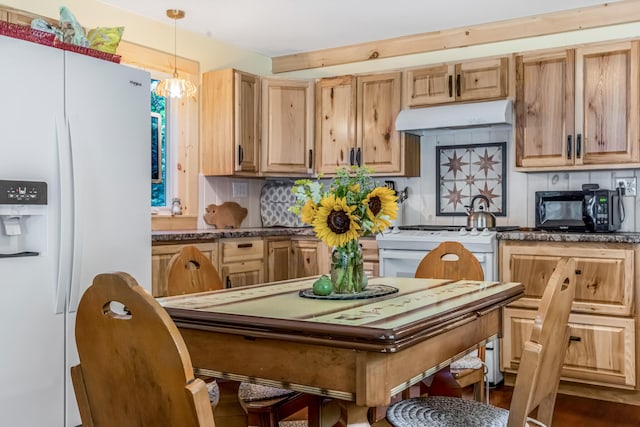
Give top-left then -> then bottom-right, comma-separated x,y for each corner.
150,79 -> 166,207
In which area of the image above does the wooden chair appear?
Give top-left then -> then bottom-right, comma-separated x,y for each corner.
166,245 -> 319,427
415,241 -> 487,402
166,244 -> 224,295
386,257 -> 577,427
71,272 -> 216,427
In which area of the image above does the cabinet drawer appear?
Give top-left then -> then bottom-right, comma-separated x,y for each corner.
501,242 -> 635,316
503,308 -> 636,388
221,238 -> 264,263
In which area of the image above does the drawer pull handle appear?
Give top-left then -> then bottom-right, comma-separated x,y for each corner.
569,335 -> 581,342
237,243 -> 253,248
575,269 -> 581,275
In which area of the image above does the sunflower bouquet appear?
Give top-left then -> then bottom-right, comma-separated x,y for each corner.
289,166 -> 398,293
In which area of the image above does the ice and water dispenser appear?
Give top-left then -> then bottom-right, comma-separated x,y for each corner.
0,180 -> 48,257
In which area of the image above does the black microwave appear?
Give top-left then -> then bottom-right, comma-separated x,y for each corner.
535,189 -> 623,232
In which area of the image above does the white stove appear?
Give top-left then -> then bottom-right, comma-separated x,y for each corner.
377,225 -> 498,279
376,224 -> 503,385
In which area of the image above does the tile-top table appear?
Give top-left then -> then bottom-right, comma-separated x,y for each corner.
159,277 -> 523,426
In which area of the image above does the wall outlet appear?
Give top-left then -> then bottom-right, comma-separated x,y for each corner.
232,181 -> 248,198
615,177 -> 637,197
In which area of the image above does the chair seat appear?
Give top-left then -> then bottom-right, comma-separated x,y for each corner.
239,382 -> 297,402
450,354 -> 483,371
279,421 -> 308,427
206,380 -> 220,407
386,396 -> 508,426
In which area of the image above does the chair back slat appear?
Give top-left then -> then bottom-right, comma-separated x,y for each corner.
507,258 -> 576,427
415,241 -> 484,281
72,272 -> 215,427
167,245 -> 223,295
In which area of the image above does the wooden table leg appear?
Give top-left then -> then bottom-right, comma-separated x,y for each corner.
214,379 -> 248,427
321,399 -> 371,427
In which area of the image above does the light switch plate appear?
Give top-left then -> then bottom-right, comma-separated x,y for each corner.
232,181 -> 248,198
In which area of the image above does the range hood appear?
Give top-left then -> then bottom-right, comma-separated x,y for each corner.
395,99 -> 513,132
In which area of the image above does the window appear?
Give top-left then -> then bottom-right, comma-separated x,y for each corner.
150,79 -> 167,207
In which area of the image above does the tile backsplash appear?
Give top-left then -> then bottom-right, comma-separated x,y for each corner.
200,128 -> 640,232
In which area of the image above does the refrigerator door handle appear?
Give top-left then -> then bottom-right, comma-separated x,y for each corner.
66,117 -> 83,314
55,116 -> 74,314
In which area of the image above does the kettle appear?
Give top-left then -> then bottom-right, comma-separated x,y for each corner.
466,195 -> 496,229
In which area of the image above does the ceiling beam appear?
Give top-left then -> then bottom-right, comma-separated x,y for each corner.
272,1 -> 640,73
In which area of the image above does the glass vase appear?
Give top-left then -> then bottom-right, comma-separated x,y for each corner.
330,240 -> 365,294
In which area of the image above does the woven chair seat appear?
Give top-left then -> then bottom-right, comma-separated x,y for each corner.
450,354 -> 483,371
386,396 -> 508,426
206,381 -> 220,407
279,421 -> 308,427
238,382 -> 296,402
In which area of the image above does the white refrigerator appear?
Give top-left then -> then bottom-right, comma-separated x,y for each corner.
0,35 -> 151,426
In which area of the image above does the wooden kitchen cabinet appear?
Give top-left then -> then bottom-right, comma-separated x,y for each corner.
151,241 -> 219,297
403,57 -> 508,107
315,72 -> 420,176
266,236 -> 331,281
266,237 -> 293,282
360,237 -> 380,278
292,237 -> 331,279
503,308 -> 635,388
201,68 -> 260,175
261,78 -> 314,175
220,237 -> 265,288
515,41 -> 640,170
500,240 -> 638,390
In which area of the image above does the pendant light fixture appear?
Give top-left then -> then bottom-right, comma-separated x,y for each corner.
155,9 -> 197,99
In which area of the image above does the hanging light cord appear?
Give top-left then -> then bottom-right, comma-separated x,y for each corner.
172,13 -> 178,78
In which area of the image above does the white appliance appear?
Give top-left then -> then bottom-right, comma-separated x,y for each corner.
0,35 -> 151,427
395,99 -> 513,132
377,225 -> 503,385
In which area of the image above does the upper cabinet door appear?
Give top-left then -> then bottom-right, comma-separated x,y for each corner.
575,41 -> 640,166
201,69 -> 260,175
261,78 -> 314,175
234,71 -> 261,173
516,41 -> 640,171
403,64 -> 455,107
315,76 -> 357,175
403,58 -> 508,108
455,58 -> 509,102
515,49 -> 575,168
356,72 -> 403,174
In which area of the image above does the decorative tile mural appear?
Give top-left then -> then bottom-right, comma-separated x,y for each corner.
436,142 -> 506,216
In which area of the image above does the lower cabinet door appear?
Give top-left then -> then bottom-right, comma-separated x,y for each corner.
503,307 -> 636,388
221,260 -> 264,288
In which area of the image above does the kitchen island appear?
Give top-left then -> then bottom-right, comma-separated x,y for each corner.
497,230 -> 640,405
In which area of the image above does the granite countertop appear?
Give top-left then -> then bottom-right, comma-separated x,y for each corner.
152,227 -> 316,243
497,229 -> 640,244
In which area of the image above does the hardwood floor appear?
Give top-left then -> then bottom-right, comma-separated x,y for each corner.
488,383 -> 640,427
